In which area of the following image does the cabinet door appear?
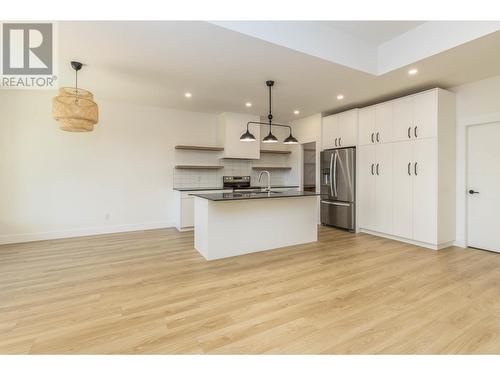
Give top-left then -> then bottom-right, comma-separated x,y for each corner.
358,107 -> 375,146
374,143 -> 393,234
413,91 -> 438,139
322,115 -> 339,150
392,97 -> 414,142
181,197 -> 195,228
338,110 -> 358,147
375,102 -> 393,143
412,138 -> 438,244
358,145 -> 376,230
392,141 -> 413,239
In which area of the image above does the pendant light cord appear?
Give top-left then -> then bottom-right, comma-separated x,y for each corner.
268,83 -> 272,132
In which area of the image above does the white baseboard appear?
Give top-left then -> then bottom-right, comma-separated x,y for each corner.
0,221 -> 175,245
359,229 -> 454,250
453,240 -> 467,248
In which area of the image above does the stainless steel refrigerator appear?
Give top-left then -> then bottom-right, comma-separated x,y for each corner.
320,147 -> 355,231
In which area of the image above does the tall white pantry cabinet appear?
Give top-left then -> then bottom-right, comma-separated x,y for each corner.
357,88 -> 456,250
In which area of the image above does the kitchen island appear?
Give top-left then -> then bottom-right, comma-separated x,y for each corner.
191,191 -> 319,260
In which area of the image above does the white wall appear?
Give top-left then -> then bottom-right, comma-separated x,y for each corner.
0,90 -> 219,244
450,75 -> 500,247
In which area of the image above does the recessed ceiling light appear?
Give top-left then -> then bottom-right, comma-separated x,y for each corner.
245,102 -> 252,107
294,110 -> 300,115
337,94 -> 344,100
184,92 -> 192,98
408,68 -> 418,76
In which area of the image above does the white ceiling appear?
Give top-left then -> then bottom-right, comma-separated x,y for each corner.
320,21 -> 424,45
57,21 -> 500,123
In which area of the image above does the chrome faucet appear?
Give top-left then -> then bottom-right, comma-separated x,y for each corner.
258,170 -> 271,192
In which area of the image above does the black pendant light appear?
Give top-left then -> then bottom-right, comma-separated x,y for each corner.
240,80 -> 299,144
240,128 -> 256,142
284,132 -> 299,144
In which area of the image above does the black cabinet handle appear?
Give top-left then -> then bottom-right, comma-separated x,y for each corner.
376,132 -> 380,142
371,133 -> 374,143
407,162 -> 411,176
376,163 -> 380,175
408,127 -> 411,138
371,164 -> 374,175
414,162 -> 418,176
339,137 -> 342,147
335,138 -> 337,147
468,189 -> 480,195
414,126 -> 418,138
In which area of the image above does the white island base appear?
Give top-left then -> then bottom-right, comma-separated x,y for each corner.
194,195 -> 319,260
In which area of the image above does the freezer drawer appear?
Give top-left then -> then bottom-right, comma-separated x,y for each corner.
321,200 -> 355,231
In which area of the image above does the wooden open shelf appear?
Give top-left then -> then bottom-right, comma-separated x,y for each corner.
252,166 -> 292,170
220,157 -> 256,160
175,165 -> 223,170
260,150 -> 292,155
175,145 -> 224,151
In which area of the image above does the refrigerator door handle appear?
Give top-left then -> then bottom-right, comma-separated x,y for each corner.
333,151 -> 338,197
329,152 -> 334,196
321,201 -> 351,207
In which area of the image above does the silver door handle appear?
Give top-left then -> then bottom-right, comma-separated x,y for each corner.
329,153 -> 334,196
321,201 -> 350,206
333,151 -> 338,196
468,189 -> 480,195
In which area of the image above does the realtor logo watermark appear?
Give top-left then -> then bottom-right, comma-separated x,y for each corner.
1,22 -> 58,89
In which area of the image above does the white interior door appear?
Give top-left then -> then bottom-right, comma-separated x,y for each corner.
374,143 -> 393,234
467,123 -> 500,252
358,145 -> 376,230
412,138 -> 437,244
392,141 -> 413,239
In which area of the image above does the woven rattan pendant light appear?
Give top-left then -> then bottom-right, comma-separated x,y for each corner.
53,61 -> 98,132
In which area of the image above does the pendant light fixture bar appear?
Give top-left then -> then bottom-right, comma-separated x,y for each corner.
240,80 -> 299,145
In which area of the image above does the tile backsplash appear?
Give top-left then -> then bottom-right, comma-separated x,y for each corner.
173,158 -> 294,189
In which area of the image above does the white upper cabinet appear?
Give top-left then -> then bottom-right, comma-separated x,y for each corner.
359,103 -> 392,145
322,109 -> 358,150
358,106 -> 375,146
321,114 -> 339,150
413,91 -> 438,139
217,112 -> 261,159
375,102 -> 393,143
393,96 -> 414,142
338,109 -> 358,147
393,90 -> 438,142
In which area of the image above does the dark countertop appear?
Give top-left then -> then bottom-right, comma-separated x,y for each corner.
190,190 -> 319,201
173,185 -> 299,191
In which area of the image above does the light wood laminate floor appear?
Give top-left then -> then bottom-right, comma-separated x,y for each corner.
1,226 -> 500,354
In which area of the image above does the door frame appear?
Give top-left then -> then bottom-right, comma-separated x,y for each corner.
460,112 -> 500,248
296,135 -> 321,224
